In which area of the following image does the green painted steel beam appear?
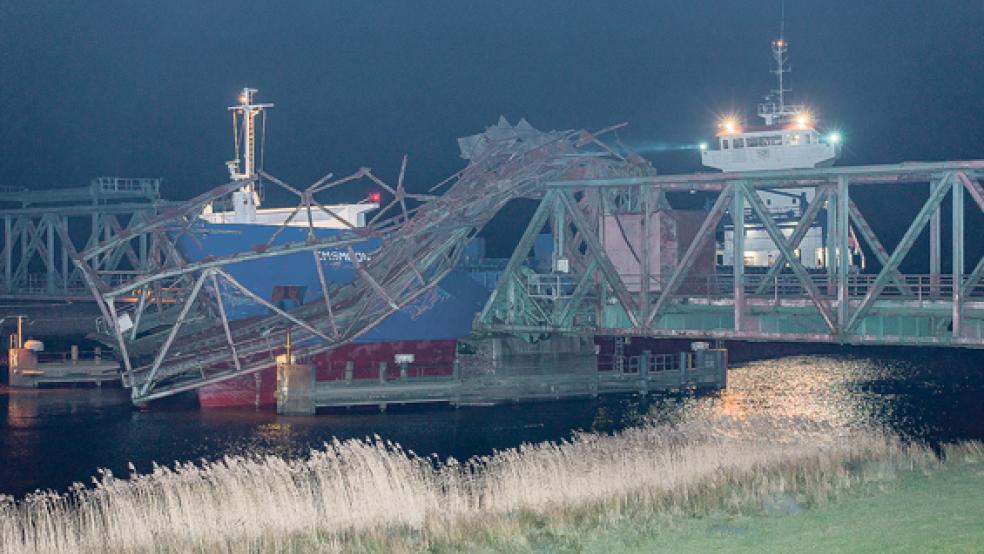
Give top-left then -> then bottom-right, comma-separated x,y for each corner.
739,181 -> 837,333
559,190 -> 640,328
476,191 -> 557,326
646,185 -> 733,326
755,187 -> 830,295
845,172 -> 955,332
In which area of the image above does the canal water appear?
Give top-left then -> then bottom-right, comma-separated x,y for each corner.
1,346 -> 982,499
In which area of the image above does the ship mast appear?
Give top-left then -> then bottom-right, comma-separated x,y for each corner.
227,88 -> 273,182
772,1 -> 788,114
760,0 -> 800,126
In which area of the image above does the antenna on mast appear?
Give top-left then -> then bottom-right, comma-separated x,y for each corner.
779,0 -> 785,42
771,0 -> 789,114
758,0 -> 799,126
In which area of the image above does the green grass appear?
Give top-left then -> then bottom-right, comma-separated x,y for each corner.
512,455 -> 984,553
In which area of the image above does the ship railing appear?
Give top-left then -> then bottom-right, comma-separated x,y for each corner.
92,177 -> 161,197
598,352 -> 682,374
35,349 -> 109,364
312,362 -> 458,383
756,102 -> 806,118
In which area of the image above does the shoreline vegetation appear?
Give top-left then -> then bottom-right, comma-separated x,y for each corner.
1,417 -> 981,553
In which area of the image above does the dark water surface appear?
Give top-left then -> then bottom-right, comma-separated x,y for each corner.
1,347 -> 982,498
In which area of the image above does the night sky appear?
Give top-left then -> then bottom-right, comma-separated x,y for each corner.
2,1 -> 983,262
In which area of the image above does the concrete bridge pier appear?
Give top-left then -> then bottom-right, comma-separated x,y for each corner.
276,358 -> 315,415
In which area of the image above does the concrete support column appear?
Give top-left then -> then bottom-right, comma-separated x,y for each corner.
638,349 -> 650,396
8,348 -> 39,388
378,361 -> 387,384
344,361 -> 354,382
276,361 -> 315,415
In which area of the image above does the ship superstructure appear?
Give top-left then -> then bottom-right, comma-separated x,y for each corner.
200,88 -> 378,228
701,24 -> 855,270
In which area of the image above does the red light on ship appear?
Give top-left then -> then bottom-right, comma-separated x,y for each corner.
368,192 -> 381,203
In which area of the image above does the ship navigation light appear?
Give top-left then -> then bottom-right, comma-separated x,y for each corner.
698,142 -> 708,151
827,132 -> 842,145
368,191 -> 382,203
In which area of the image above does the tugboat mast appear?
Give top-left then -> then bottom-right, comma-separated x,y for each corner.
771,1 -> 789,117
759,1 -> 801,126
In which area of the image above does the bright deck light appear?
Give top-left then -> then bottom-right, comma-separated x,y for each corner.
827,132 -> 842,145
719,117 -> 740,135
699,142 -> 708,151
795,112 -> 813,128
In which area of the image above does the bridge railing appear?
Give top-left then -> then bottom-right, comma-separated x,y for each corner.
92,177 -> 161,197
626,273 -> 984,301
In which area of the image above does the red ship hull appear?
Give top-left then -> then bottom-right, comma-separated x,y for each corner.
197,339 -> 458,408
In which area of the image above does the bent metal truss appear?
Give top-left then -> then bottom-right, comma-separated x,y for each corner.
78,119 -> 651,403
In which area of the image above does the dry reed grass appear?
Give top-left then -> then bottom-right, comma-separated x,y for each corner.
0,416 -> 952,553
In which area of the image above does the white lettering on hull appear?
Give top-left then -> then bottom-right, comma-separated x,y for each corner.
318,249 -> 373,264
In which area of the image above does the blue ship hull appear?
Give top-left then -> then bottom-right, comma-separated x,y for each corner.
174,222 -> 490,342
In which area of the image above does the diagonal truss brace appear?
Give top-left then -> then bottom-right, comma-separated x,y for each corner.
754,186 -> 830,295
558,190 -> 640,328
740,182 -> 838,333
646,185 -> 734,327
845,172 -> 955,333
847,199 -> 912,296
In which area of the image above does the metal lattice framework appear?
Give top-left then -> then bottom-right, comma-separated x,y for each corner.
477,161 -> 984,348
1,178 -> 172,300
79,120 -> 651,403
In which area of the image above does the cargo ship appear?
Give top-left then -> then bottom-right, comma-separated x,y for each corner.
178,88 -> 495,407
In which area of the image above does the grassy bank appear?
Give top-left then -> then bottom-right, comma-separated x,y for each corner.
0,418 -> 978,553
520,443 -> 984,553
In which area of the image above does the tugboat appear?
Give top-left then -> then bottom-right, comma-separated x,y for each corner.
699,24 -> 856,270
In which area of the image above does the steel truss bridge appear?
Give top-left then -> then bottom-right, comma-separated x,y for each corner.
0,177 -> 175,301
73,120 -> 984,404
478,162 -> 984,348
